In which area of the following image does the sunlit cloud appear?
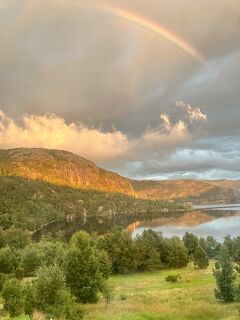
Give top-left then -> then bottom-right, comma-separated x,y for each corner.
0,104 -> 207,165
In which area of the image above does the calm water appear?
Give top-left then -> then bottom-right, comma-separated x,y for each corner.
131,205 -> 240,241
33,205 -> 240,242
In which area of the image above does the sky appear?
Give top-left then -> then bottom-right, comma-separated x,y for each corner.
0,0 -> 240,180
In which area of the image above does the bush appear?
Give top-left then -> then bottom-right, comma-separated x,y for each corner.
15,267 -> 25,279
1,278 -> 23,317
23,283 -> 36,316
165,274 -> 179,282
120,293 -> 127,301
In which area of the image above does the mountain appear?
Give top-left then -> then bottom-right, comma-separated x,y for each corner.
130,179 -> 237,204
0,148 -> 238,206
0,148 -> 187,232
0,148 -> 134,195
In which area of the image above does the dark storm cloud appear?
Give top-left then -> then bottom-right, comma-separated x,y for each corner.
0,0 -> 240,178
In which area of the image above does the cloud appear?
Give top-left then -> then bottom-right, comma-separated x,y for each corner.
0,102 -> 206,166
0,111 -> 129,162
176,101 -> 207,123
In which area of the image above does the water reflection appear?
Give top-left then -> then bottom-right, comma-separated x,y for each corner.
131,208 -> 240,241
33,205 -> 240,242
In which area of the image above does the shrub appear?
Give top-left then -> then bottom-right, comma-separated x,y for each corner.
120,293 -> 127,301
165,274 -> 179,282
1,278 -> 23,317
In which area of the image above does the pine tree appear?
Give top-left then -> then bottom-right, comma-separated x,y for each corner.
213,247 -> 237,303
194,245 -> 209,269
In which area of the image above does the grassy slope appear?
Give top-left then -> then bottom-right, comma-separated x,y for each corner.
87,263 -> 239,320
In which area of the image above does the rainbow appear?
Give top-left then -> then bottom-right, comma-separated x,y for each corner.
59,2 -> 205,63
100,5 -> 205,63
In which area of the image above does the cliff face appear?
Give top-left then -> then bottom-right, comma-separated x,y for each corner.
0,148 -> 135,196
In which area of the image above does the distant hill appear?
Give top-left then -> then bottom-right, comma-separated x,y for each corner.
130,179 -> 237,204
0,148 -> 238,212
203,180 -> 240,193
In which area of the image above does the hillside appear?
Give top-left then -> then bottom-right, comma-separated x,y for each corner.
0,148 -> 240,204
130,179 -> 237,204
0,148 -> 238,206
0,148 -> 134,195
204,179 -> 240,193
0,176 -> 186,232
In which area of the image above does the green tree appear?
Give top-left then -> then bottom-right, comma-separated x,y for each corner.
2,278 -> 23,317
0,246 -> 18,274
213,247 -> 237,303
23,283 -> 36,316
46,290 -> 84,320
4,227 -> 30,249
35,264 -> 66,311
135,230 -> 161,271
98,227 -> 137,274
204,236 -> 221,259
20,244 -> 41,276
194,245 -> 209,269
66,231 -> 107,303
167,237 -> 188,268
183,232 -> 199,257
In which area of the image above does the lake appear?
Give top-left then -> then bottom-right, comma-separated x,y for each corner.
130,205 -> 240,241
33,205 -> 240,242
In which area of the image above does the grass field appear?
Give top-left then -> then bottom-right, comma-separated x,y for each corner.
1,263 -> 239,320
10,316 -> 29,320
86,263 -> 240,320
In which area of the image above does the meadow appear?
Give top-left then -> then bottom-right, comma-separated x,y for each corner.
1,262 -> 238,320
86,262 -> 239,320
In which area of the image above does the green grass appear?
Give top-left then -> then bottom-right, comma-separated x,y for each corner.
10,316 -> 29,320
86,263 -> 240,320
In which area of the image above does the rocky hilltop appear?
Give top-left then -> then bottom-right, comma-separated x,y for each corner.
0,148 -> 134,196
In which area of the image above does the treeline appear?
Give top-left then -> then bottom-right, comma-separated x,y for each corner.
0,176 -> 186,231
0,228 -> 240,318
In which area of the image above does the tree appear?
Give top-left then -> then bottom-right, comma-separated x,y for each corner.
35,264 -> 66,311
20,244 -> 41,276
2,278 -> 23,317
183,232 -> 199,257
0,246 -> 18,274
4,227 -> 30,249
66,231 -> 107,303
135,230 -> 162,271
23,283 -> 36,316
194,245 -> 209,269
167,237 -> 188,268
47,290 -> 84,320
98,227 -> 137,274
213,247 -> 237,303
204,236 -> 221,259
